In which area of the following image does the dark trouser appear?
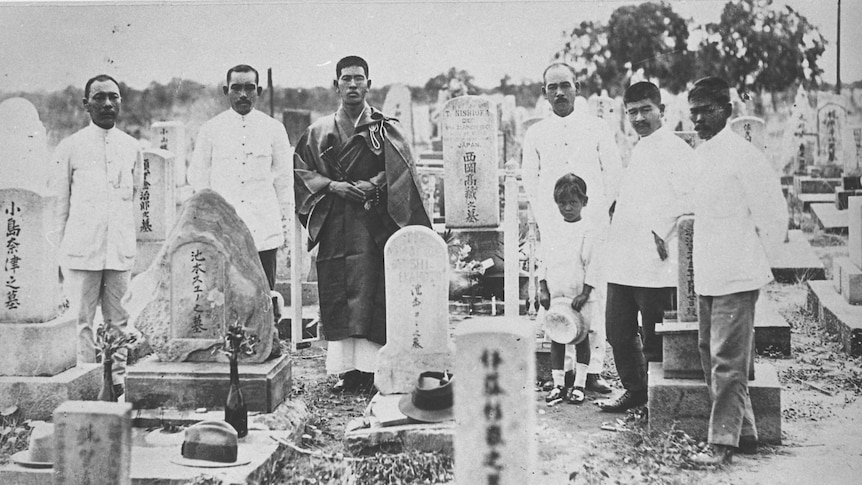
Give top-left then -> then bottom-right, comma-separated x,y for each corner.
550,339 -> 591,369
698,291 -> 759,447
258,249 -> 277,291
605,283 -> 674,392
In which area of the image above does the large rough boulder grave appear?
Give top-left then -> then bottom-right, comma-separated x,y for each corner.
124,189 -> 273,363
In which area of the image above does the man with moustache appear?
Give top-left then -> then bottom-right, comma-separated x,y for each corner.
597,81 -> 695,413
294,56 -> 430,392
686,77 -> 786,465
53,74 -> 142,393
522,62 -> 622,394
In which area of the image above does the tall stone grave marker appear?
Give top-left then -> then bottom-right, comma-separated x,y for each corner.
730,116 -> 767,152
283,109 -> 312,147
848,126 -> 862,176
151,121 -> 187,186
454,318 -> 536,484
441,96 -> 500,228
412,104 -> 432,146
0,99 -> 99,418
677,216 -> 697,322
133,148 -> 176,274
376,226 -> 453,394
817,102 -> 848,165
53,401 -> 132,485
383,83 -> 414,147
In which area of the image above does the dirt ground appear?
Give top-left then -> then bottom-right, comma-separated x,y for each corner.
278,231 -> 862,485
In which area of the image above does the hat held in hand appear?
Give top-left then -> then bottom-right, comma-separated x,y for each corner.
170,420 -> 252,468
11,421 -> 54,468
543,297 -> 589,345
398,371 -> 454,423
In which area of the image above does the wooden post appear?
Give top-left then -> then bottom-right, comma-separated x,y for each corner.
504,162 -> 520,317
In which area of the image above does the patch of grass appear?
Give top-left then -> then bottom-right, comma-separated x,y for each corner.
352,451 -> 453,484
0,407 -> 32,465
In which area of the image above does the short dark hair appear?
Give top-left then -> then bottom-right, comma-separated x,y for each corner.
84,74 -> 120,99
553,173 -> 588,203
542,62 -> 578,85
336,56 -> 369,78
688,76 -> 730,105
624,81 -> 661,106
225,64 -> 259,86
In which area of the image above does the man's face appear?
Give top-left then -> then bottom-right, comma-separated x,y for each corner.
689,97 -> 729,140
543,66 -> 577,118
83,80 -> 121,129
224,70 -> 260,116
335,65 -> 370,107
625,98 -> 664,138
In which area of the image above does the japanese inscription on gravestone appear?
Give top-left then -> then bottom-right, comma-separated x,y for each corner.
152,121 -> 187,186
677,216 -> 697,322
135,149 -> 175,241
817,103 -> 847,165
170,242 -> 225,340
441,96 -> 500,228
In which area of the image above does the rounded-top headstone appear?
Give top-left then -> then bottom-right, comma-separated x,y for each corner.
0,97 -> 49,194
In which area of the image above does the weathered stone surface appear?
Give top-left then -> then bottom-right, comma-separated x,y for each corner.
648,362 -> 781,444
0,98 -> 50,195
767,229 -> 826,283
441,96 -> 500,228
53,401 -> 132,485
151,121 -> 187,186
655,321 -> 702,379
808,280 -> 862,357
377,226 -> 454,395
676,216 -> 697,322
730,116 -> 767,152
124,189 -> 273,362
124,354 -> 291,412
0,189 -> 63,323
834,257 -> 862,305
0,364 -> 100,420
383,83 -> 414,147
135,148 -> 176,241
454,317 -> 536,484
816,102 -> 848,165
0,315 -> 75,376
849,196 -> 862,267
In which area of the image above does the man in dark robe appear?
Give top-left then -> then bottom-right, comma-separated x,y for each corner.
294,56 -> 430,391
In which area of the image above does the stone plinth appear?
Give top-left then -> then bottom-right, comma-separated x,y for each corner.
767,230 -> 826,283
807,280 -> 862,357
0,364 -> 100,420
833,257 -> 862,305
125,354 -> 291,413
132,240 -> 164,276
0,315 -> 76,376
655,321 -> 701,379
54,401 -> 132,485
648,362 -> 781,444
344,393 -> 453,455
810,203 -> 848,233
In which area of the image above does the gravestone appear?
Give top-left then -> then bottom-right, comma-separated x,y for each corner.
454,317 -> 536,484
833,196 -> 862,305
376,226 -> 453,394
817,102 -> 848,165
0,100 -> 100,418
283,109 -> 312,148
848,126 -> 862,176
676,216 -> 697,322
730,116 -> 767,152
53,401 -> 132,485
134,148 -> 176,274
383,83 -> 414,147
412,104 -> 432,146
125,189 -> 272,362
151,121 -> 187,186
441,96 -> 500,228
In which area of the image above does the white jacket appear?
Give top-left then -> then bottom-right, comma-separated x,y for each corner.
52,123 -> 141,271
693,127 -> 787,296
188,109 -> 292,251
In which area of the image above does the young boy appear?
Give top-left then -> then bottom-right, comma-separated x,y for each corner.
539,173 -> 603,405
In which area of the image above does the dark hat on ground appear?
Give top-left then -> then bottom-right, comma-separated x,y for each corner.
11,422 -> 54,468
170,420 -> 252,468
543,296 -> 589,345
398,371 -> 454,423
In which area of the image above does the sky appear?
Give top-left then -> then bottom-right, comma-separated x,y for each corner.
0,0 -> 859,92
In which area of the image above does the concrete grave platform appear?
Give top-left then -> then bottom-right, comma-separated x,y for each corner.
832,257 -> 862,304
648,362 -> 781,444
0,363 -> 100,420
0,315 -> 76,376
754,296 -> 793,356
768,230 -> 826,282
793,193 -> 835,211
807,280 -> 862,357
810,203 -> 849,233
125,354 -> 291,412
343,393 -> 454,455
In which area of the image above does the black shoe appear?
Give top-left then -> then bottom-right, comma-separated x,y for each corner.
585,374 -> 613,394
331,370 -> 360,393
689,444 -> 734,466
596,389 -> 647,413
737,435 -> 758,455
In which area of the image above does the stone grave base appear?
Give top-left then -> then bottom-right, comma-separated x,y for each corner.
792,193 -> 836,211
343,393 -> 454,455
810,203 -> 848,233
807,280 -> 862,357
833,257 -> 862,304
0,315 -> 76,376
0,364 -> 100,420
132,240 -> 164,275
648,362 -> 781,444
768,230 -> 826,283
125,354 -> 291,412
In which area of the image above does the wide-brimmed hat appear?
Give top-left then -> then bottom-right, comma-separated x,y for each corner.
543,297 -> 589,345
170,421 -> 252,468
11,422 -> 54,468
398,371 -> 454,423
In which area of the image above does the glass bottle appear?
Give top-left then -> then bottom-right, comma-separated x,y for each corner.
97,358 -> 116,402
225,351 -> 248,438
